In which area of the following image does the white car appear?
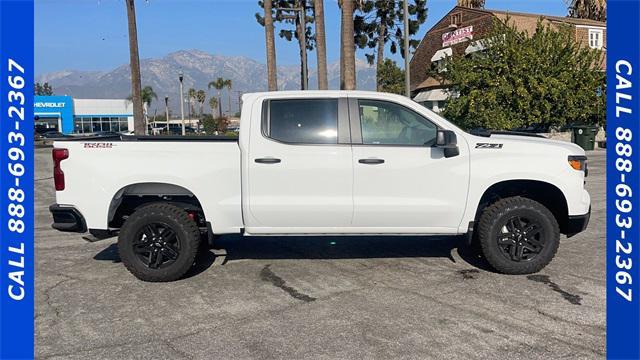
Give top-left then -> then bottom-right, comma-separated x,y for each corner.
50,91 -> 590,281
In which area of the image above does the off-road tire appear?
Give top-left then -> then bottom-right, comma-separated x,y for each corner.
118,203 -> 201,282
478,196 -> 560,274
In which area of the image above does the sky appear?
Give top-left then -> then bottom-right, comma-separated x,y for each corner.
34,0 -> 567,76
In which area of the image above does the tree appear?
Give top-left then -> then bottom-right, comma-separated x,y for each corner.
257,0 -> 315,90
313,0 -> 328,89
208,78 -> 226,117
43,82 -> 53,95
354,0 -> 427,91
456,0 -> 485,8
377,58 -> 404,95
141,86 -> 157,108
565,0 -> 606,21
125,0 -> 145,135
215,117 -> 230,133
127,85 -> 157,131
209,97 -> 219,116
187,88 -> 197,117
224,79 -> 233,113
262,0 -> 278,90
196,89 -> 207,116
340,0 -> 356,90
435,20 -> 605,131
34,82 -> 54,95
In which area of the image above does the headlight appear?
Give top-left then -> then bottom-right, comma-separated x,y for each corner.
568,155 -> 588,176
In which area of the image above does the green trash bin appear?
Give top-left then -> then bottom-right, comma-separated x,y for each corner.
572,125 -> 597,151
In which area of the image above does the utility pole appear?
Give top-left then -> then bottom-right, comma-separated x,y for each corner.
276,3 -> 308,90
403,0 -> 411,98
178,70 -> 185,136
299,0 -> 308,90
164,95 -> 169,134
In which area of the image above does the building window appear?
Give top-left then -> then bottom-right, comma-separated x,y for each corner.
431,47 -> 453,73
588,29 -> 603,49
73,116 -> 130,134
450,13 -> 462,27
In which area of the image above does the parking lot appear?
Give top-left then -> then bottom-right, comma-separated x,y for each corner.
35,147 -> 606,360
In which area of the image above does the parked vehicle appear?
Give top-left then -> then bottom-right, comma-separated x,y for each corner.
41,131 -> 66,139
50,91 -> 591,282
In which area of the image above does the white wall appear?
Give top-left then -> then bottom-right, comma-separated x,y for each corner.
73,99 -> 133,116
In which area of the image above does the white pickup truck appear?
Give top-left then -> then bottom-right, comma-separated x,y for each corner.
50,91 -> 590,282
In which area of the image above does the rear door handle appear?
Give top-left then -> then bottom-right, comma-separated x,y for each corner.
358,158 -> 385,165
255,158 -> 281,164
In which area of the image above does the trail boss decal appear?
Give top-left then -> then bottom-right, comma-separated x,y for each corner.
84,143 -> 113,149
475,143 -> 503,149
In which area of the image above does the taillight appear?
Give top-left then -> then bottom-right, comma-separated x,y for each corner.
52,148 -> 69,191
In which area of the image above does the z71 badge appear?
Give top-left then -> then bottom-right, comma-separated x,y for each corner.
475,143 -> 503,149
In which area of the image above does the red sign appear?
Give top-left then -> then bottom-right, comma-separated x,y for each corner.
442,26 -> 473,47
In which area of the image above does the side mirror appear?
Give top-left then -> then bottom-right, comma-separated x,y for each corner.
435,129 -> 459,158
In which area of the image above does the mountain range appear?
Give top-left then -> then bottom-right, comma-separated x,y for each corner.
37,49 -> 377,114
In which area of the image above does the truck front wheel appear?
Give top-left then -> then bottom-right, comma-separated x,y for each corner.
118,203 -> 201,282
477,196 -> 560,274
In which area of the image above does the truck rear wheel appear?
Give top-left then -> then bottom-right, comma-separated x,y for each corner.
118,203 -> 201,282
477,196 -> 560,275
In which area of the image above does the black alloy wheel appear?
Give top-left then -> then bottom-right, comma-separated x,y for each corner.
497,216 -> 545,262
132,222 -> 181,269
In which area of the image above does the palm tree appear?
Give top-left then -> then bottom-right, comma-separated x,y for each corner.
208,78 -> 226,117
224,79 -> 233,113
127,85 -> 157,132
456,0 -> 485,8
127,85 -> 157,108
263,0 -> 278,91
141,86 -> 158,109
314,0 -> 328,90
209,97 -> 219,117
187,88 -> 197,117
125,0 -> 145,135
196,90 -> 207,116
340,0 -> 356,90
566,0 -> 606,21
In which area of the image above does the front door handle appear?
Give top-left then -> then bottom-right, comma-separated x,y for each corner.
255,158 -> 281,164
358,158 -> 385,165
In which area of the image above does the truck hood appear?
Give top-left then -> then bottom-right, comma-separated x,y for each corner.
467,132 -> 586,155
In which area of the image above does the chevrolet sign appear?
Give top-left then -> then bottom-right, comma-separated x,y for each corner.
35,102 -> 66,108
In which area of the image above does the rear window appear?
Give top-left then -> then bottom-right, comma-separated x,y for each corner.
266,99 -> 338,144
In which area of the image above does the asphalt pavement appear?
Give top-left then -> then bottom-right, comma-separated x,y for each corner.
35,147 -> 606,359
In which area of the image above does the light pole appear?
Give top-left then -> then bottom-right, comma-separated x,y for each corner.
178,70 -> 186,136
164,96 -> 169,134
403,0 -> 410,98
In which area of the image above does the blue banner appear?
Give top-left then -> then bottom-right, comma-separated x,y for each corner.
0,0 -> 34,359
607,1 -> 640,359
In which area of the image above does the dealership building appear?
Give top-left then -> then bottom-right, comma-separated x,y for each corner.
34,95 -> 134,134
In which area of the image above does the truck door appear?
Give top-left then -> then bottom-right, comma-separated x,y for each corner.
246,97 -> 353,232
349,97 -> 470,232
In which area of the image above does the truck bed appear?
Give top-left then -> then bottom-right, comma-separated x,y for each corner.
52,138 -> 243,233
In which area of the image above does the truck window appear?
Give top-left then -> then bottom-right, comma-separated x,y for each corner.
358,99 -> 437,146
267,99 -> 339,144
